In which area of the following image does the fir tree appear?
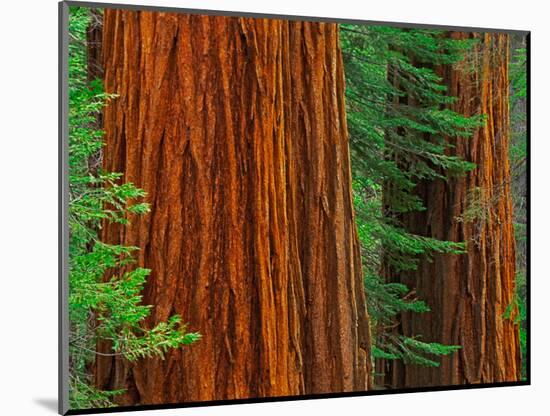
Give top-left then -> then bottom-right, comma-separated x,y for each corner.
505,35 -> 527,380
341,25 -> 482,375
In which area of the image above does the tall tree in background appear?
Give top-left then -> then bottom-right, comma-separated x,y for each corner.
95,10 -> 372,405
508,35 -> 527,378
341,26 -> 480,375
383,32 -> 521,387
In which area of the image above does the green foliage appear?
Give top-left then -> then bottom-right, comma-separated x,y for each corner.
342,25 -> 476,373
509,45 -> 527,169
342,25 -> 482,214
508,43 -> 527,170
510,47 -> 527,104
503,270 -> 527,379
69,379 -> 125,410
68,7 -> 199,409
373,336 -> 461,367
505,37 -> 528,380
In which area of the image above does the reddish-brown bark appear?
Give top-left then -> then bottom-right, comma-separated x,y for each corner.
380,32 -> 521,388
95,10 -> 372,404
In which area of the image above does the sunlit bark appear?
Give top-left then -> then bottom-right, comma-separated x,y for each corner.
95,10 -> 372,404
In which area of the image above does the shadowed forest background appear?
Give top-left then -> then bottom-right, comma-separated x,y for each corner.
67,6 -> 527,410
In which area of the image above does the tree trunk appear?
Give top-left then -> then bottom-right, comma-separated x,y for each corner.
85,8 -> 103,83
381,32 -> 521,388
95,10 -> 372,405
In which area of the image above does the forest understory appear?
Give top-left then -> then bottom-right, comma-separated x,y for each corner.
66,6 -> 527,410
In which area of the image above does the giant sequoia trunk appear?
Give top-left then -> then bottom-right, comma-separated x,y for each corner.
381,32 -> 521,387
95,10 -> 372,405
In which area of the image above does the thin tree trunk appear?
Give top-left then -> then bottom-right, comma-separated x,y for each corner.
95,10 -> 372,405
381,32 -> 521,387
85,8 -> 103,83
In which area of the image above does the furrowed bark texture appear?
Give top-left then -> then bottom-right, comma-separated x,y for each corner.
95,10 -> 372,404
381,33 -> 521,387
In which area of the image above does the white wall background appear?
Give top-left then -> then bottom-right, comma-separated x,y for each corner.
1,0 -> 545,414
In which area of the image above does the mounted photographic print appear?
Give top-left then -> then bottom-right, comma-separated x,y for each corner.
59,1 -> 530,414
